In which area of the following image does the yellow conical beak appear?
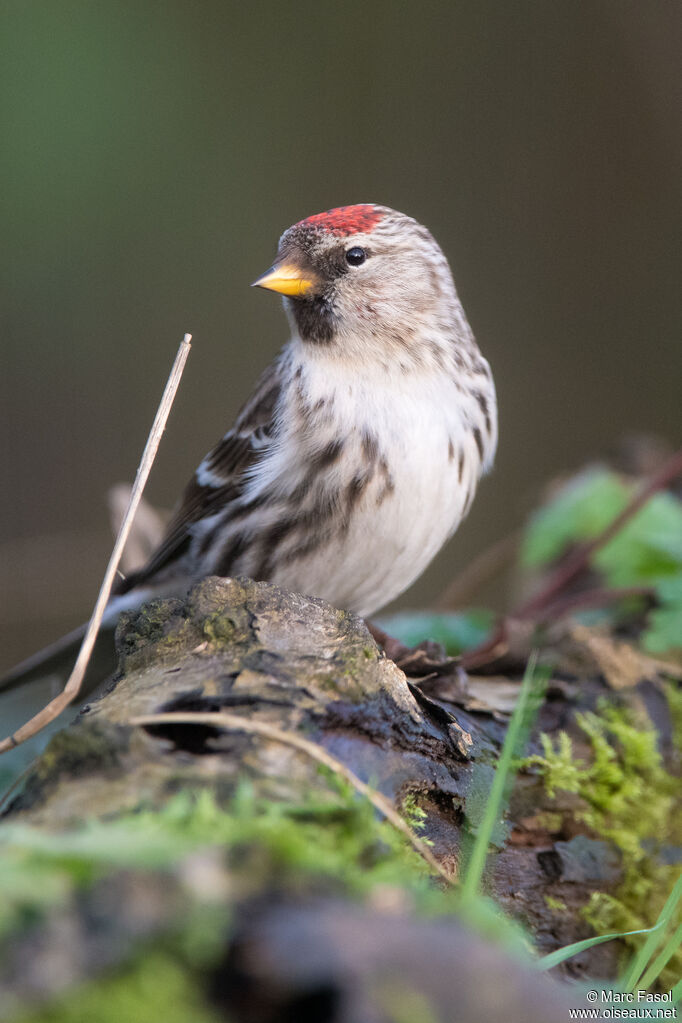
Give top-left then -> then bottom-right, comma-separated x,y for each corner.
251,261 -> 316,298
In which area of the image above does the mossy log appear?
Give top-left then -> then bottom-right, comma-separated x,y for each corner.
2,576 -> 677,1020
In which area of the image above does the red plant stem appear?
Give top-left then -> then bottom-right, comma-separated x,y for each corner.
541,585 -> 655,621
461,587 -> 654,670
517,447 -> 682,621
460,622 -> 509,671
460,449 -> 682,672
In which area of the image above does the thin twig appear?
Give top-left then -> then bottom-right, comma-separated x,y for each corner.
0,334 -> 192,755
462,586 -> 653,671
460,621 -> 509,671
518,447 -> 682,620
461,448 -> 682,671
435,530 -> 520,610
130,709 -> 456,885
541,584 -> 655,622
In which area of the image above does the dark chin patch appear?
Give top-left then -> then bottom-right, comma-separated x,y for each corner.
291,295 -> 337,344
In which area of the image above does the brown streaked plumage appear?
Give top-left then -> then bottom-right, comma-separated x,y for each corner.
2,204 -> 497,695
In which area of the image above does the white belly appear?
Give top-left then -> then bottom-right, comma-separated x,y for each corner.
265,358 -> 490,616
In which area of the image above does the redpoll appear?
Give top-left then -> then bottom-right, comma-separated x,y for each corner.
116,203 -> 497,616
3,204 -> 496,690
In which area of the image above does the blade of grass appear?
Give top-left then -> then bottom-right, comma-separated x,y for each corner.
621,871 -> 682,992
637,920 -> 682,991
459,651 -> 549,901
535,921 -> 667,971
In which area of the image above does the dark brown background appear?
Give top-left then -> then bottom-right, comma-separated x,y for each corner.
2,2 -> 681,672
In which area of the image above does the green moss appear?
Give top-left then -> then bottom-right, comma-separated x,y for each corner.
376,981 -> 441,1023
0,779 -> 458,961
15,952 -> 220,1023
119,599 -> 178,643
308,640 -> 380,700
201,610 -> 240,645
154,623 -> 197,653
2,778 -> 481,1018
117,598 -> 199,669
13,720 -> 130,811
527,731 -> 582,798
524,695 -> 681,988
400,793 -> 430,835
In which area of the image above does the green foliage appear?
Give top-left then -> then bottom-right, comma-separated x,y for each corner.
525,698 -> 682,988
460,653 -> 549,901
665,676 -> 682,738
375,609 -> 495,655
522,467 -> 682,654
400,793 -> 430,835
0,767 -> 541,1020
0,775 -> 461,952
523,469 -> 628,566
645,577 -> 682,655
526,704 -> 677,861
621,873 -> 682,995
529,731 -> 584,797
376,982 -> 441,1023
15,952 -> 220,1023
2,778 -> 473,1019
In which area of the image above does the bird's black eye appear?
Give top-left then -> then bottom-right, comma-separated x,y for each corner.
345,246 -> 366,267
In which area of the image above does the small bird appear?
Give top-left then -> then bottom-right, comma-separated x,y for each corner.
2,204 -> 497,691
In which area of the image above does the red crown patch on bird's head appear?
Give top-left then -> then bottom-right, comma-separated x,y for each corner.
296,205 -> 384,237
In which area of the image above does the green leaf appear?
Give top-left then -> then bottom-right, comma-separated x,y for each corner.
522,468 -> 682,583
522,466 -> 682,656
594,491 -> 682,586
376,610 -> 494,654
642,604 -> 682,655
641,576 -> 682,654
522,469 -> 628,568
655,575 -> 682,603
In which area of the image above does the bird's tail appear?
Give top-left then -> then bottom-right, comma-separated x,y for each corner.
0,625 -> 118,699
0,581 -> 159,701
0,626 -> 120,791
1,486 -> 172,700
0,586 -> 175,779
0,625 -> 86,695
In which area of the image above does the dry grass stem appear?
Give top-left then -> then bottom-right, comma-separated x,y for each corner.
130,709 -> 456,885
0,333 -> 192,755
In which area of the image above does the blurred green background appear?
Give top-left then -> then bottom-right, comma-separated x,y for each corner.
1,2 -> 681,672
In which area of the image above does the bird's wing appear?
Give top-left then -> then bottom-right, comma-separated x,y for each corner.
114,358 -> 283,593
0,361 -> 284,697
